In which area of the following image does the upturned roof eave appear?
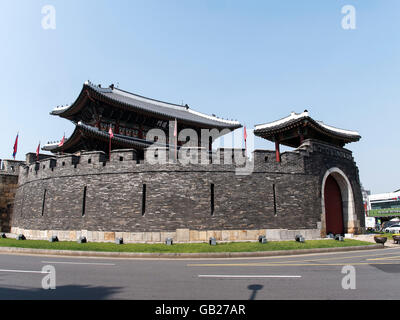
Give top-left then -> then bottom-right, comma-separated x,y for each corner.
50,82 -> 242,130
254,115 -> 361,143
42,122 -> 178,153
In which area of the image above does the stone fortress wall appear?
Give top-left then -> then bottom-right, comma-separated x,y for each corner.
0,160 -> 25,232
10,139 -> 365,243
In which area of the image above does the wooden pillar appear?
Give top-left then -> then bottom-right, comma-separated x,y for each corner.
296,127 -> 305,145
275,140 -> 281,163
139,125 -> 144,139
95,114 -> 102,130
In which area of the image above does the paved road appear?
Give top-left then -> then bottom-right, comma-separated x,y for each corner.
0,247 -> 399,300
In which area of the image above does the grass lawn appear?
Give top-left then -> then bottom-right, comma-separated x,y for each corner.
0,238 -> 374,253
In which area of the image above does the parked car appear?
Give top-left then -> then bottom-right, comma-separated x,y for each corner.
384,224 -> 400,233
382,220 -> 400,230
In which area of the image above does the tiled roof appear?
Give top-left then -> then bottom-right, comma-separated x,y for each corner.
254,111 -> 361,142
42,122 -> 164,152
51,81 -> 242,129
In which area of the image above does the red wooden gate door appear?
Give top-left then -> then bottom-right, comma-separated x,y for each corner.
324,175 -> 344,235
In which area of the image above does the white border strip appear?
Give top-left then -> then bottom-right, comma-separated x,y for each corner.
198,275 -> 302,278
41,261 -> 115,266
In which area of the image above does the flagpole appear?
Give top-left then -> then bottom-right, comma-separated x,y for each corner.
108,126 -> 113,161
244,126 -> 247,158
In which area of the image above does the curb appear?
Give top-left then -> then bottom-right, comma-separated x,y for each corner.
0,244 -> 384,259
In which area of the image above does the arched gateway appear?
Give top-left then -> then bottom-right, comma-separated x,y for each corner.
324,175 -> 344,235
321,168 -> 356,236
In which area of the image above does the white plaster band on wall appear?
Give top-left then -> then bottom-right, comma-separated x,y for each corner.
10,227 -> 321,243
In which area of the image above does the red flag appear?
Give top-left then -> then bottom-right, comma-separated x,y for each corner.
109,127 -> 114,139
36,142 -> 40,161
12,133 -> 18,159
364,202 -> 368,216
58,135 -> 65,147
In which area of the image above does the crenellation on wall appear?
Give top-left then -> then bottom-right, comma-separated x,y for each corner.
39,157 -> 57,171
110,149 -> 138,162
253,149 -> 306,174
0,159 -> 25,175
25,153 -> 54,165
20,146 -> 314,184
145,147 -> 249,167
253,150 -> 277,165
215,148 -> 247,166
79,151 -> 107,165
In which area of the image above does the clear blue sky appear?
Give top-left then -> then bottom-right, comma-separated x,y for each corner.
0,0 -> 399,194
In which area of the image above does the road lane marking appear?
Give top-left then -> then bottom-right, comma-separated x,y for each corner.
0,269 -> 50,274
198,275 -> 302,279
189,261 -> 400,267
260,251 -> 400,264
367,256 -> 400,261
41,261 -> 115,266
188,251 -> 400,267
257,253 -> 400,265
300,251 -> 400,262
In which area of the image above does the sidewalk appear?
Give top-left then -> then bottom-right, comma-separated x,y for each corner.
354,234 -> 399,248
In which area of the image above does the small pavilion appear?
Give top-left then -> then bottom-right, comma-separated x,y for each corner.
254,110 -> 361,162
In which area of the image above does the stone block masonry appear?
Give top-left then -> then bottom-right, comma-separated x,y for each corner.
10,140 -> 365,242
0,175 -> 19,232
0,160 -> 25,232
